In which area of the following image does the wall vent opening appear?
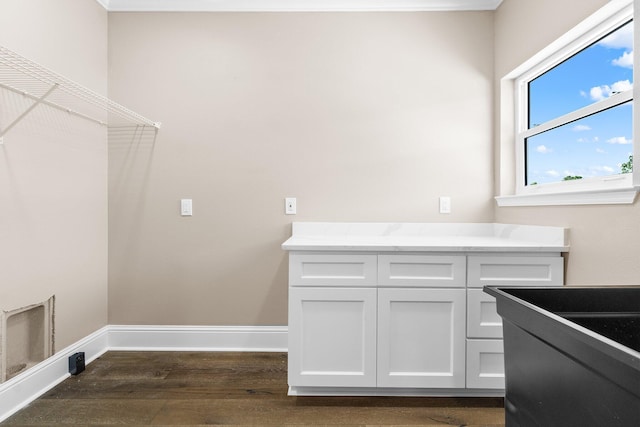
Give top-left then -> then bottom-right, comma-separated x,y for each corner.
0,296 -> 55,382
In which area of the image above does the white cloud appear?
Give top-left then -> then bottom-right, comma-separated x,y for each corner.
612,50 -> 634,68
596,148 -> 606,154
589,80 -> 633,101
536,145 -> 552,154
578,136 -> 599,143
590,86 -> 607,101
607,136 -> 632,145
573,124 -> 591,132
598,22 -> 633,50
546,170 -> 560,177
612,80 -> 633,92
590,165 -> 616,173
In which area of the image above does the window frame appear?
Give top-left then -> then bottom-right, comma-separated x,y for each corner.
497,0 -> 638,207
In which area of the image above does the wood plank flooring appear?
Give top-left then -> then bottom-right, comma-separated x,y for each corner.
1,352 -> 505,426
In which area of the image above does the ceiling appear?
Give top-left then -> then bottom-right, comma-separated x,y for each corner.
95,0 -> 504,12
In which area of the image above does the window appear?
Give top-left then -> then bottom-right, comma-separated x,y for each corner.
498,0 -> 637,206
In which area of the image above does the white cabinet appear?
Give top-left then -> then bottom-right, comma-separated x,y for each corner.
288,286 -> 465,389
287,251 -> 564,396
377,288 -> 466,388
465,289 -> 506,389
465,255 -> 564,390
288,287 -> 377,387
377,254 -> 466,388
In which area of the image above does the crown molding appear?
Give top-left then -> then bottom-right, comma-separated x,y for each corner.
95,0 -> 110,10
96,0 -> 503,12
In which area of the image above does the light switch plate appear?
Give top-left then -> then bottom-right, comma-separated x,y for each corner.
439,196 -> 451,214
181,199 -> 193,216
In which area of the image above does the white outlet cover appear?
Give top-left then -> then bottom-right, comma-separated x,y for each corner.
285,197 -> 297,215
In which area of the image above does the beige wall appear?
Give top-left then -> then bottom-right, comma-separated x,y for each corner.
493,0 -> 640,285
0,0 -> 109,349
107,12 -> 494,325
6,1 -> 625,333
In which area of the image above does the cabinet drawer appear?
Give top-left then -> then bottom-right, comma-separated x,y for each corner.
467,289 -> 502,338
378,254 -> 466,287
467,256 -> 563,288
466,339 -> 505,389
289,252 -> 377,287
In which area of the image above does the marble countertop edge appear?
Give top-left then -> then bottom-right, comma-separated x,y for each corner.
282,222 -> 569,252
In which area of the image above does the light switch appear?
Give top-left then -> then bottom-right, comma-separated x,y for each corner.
439,196 -> 451,214
181,199 -> 193,216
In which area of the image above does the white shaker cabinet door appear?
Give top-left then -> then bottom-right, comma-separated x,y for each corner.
288,287 -> 377,387
377,288 -> 466,388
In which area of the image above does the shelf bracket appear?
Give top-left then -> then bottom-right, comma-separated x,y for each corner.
0,83 -> 59,140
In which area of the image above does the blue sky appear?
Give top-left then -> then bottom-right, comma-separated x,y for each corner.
526,20 -> 634,185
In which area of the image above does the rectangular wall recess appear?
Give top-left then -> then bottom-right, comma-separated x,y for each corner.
0,296 -> 55,382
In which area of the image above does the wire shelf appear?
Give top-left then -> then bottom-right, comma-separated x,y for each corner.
0,44 -> 160,139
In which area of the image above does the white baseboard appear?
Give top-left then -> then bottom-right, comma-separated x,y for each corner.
0,326 -> 110,423
0,324 -> 288,422
108,325 -> 288,351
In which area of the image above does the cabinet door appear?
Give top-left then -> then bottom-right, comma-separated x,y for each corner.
377,288 -> 466,388
288,287 -> 377,387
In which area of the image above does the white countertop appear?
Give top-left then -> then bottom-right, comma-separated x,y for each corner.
281,222 -> 569,252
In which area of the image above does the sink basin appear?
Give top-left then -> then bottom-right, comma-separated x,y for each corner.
484,286 -> 640,427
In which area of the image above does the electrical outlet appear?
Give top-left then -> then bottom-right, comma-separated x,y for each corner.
285,197 -> 297,215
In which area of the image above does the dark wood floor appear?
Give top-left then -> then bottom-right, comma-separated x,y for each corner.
2,351 -> 505,426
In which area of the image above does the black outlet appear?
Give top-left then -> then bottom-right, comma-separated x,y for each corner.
68,352 -> 85,375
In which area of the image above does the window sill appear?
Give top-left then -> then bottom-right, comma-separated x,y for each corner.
495,187 -> 638,207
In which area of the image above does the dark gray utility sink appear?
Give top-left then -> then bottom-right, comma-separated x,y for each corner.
484,286 -> 640,427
